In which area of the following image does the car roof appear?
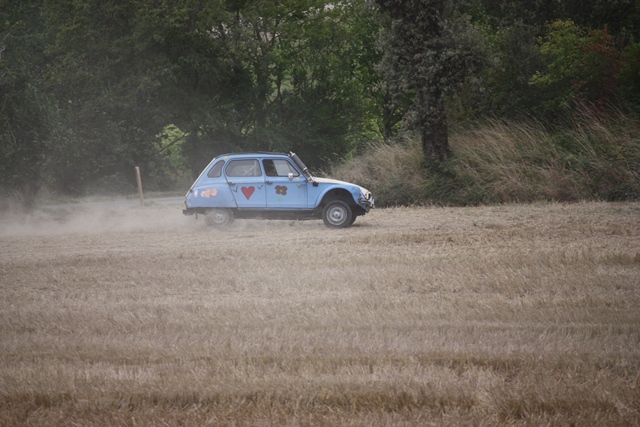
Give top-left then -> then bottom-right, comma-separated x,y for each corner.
215,152 -> 289,159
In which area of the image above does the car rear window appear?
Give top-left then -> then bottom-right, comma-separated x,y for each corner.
207,160 -> 224,178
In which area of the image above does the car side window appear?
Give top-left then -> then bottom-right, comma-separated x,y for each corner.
226,159 -> 262,177
263,159 -> 300,177
207,160 -> 224,178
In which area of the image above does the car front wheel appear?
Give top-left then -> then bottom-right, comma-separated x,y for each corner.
322,200 -> 353,228
204,208 -> 234,227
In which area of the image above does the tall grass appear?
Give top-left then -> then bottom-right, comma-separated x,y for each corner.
332,108 -> 640,206
330,138 -> 425,206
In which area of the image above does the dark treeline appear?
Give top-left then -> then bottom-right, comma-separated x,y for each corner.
1,0 -> 639,206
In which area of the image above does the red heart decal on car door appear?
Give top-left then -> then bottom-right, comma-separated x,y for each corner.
241,186 -> 255,200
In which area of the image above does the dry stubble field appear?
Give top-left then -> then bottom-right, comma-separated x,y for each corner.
1,200 -> 639,426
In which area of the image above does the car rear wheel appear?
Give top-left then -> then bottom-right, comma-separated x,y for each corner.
322,200 -> 353,228
204,208 -> 234,227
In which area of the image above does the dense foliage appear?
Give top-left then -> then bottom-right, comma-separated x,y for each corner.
1,0 -> 639,205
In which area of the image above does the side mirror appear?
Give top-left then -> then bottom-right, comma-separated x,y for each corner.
288,173 -> 294,181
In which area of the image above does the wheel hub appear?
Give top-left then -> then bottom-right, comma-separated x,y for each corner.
329,206 -> 346,224
212,210 -> 226,223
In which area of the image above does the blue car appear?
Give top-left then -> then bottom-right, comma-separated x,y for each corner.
183,152 -> 374,228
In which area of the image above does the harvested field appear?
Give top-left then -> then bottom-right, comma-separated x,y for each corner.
1,201 -> 639,426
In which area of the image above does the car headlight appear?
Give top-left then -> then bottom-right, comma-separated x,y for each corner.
359,190 -> 373,203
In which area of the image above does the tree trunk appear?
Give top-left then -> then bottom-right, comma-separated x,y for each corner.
422,119 -> 450,162
419,87 -> 451,163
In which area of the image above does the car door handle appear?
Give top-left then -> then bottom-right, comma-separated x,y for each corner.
265,180 -> 273,185
228,182 -> 236,186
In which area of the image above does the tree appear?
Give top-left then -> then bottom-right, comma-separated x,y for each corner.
471,0 -> 640,118
271,0 -> 384,163
530,20 -> 640,111
1,0 -> 385,201
131,0 -> 247,176
375,0 -> 486,163
42,0 -> 172,193
43,0 -> 242,188
0,0 -> 54,206
214,0 -> 383,167
476,20 -> 545,118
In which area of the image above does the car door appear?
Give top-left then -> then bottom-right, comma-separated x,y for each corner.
263,158 -> 307,209
224,159 -> 267,209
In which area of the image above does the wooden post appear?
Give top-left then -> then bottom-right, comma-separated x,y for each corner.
135,166 -> 144,206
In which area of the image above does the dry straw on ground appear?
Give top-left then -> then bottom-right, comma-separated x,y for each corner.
1,201 -> 639,426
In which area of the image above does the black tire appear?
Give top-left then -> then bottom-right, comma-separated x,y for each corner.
322,200 -> 353,228
204,208 -> 234,227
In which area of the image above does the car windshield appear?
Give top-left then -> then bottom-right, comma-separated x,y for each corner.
289,152 -> 313,180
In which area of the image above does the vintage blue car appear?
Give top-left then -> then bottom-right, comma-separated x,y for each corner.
183,152 -> 374,228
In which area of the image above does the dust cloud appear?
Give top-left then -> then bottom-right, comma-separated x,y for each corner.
0,197 -> 325,239
0,198 -> 196,238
